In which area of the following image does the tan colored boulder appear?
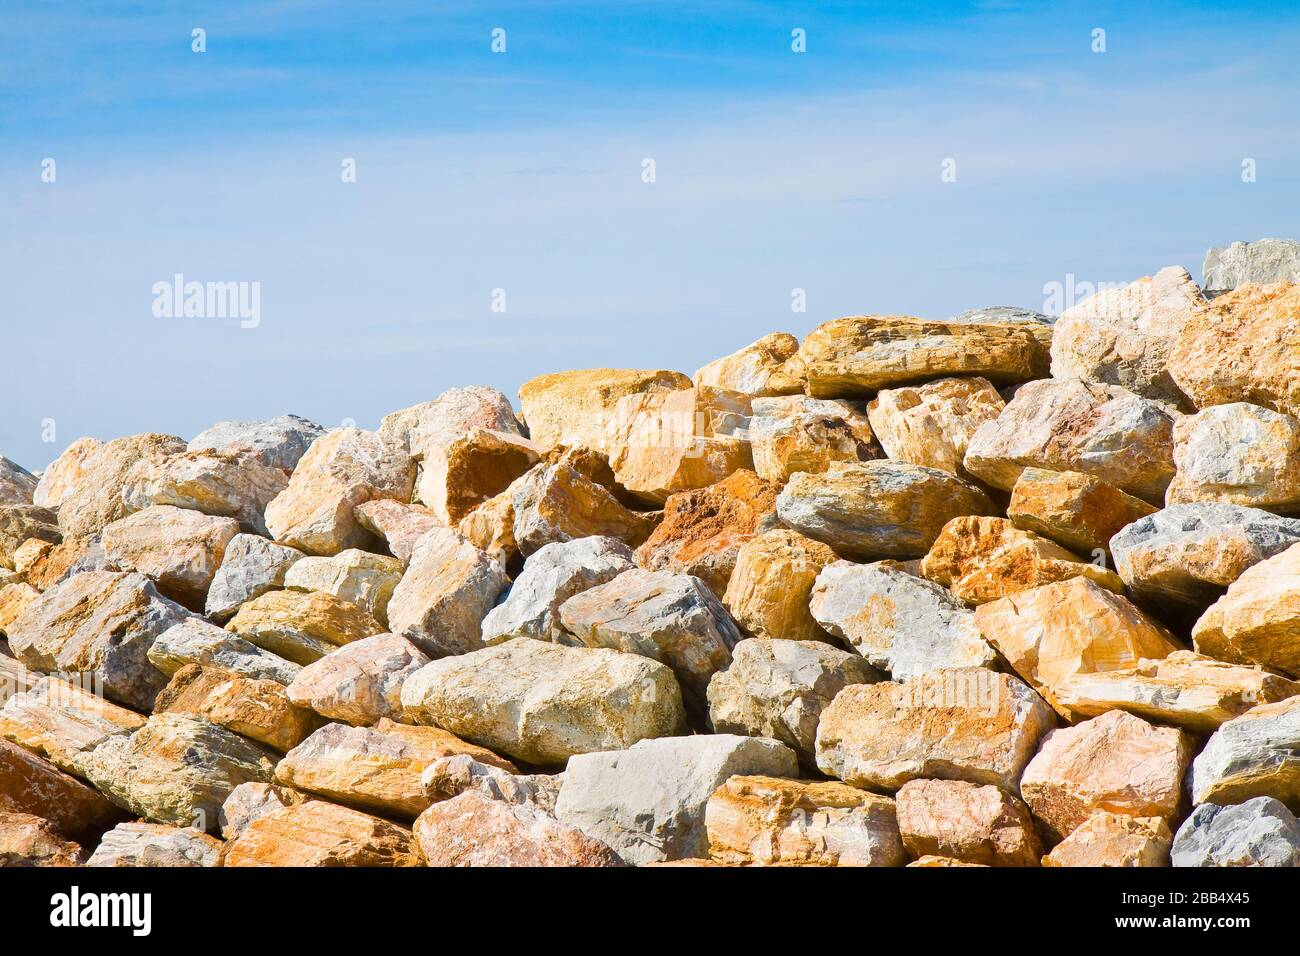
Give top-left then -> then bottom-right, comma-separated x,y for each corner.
919,516 -> 1124,605
32,437 -> 102,509
1008,468 -> 1157,558
0,738 -> 125,842
633,470 -> 780,596
99,505 -> 240,608
1167,403 -> 1300,512
1050,266 -> 1203,406
0,458 -> 35,506
286,632 -> 430,726
12,537 -> 54,575
518,367 -> 692,455
814,669 -> 1056,792
963,379 -> 1177,503
226,589 -> 385,666
23,536 -> 93,592
275,718 -> 515,819
153,664 -> 319,752
787,314 -> 1050,397
0,582 -> 39,636
722,529 -> 838,642
222,800 -> 421,867
705,775 -> 906,867
219,781 -> 314,840
895,778 -> 1042,867
0,505 -> 59,571
777,460 -> 996,561
56,433 -> 187,538
0,809 -> 85,866
0,644 -> 39,703
263,427 -> 414,556
1169,281 -> 1300,419
866,376 -> 1005,478
416,427 -> 540,525
973,577 -> 1182,717
148,618 -> 300,686
0,675 -> 146,773
283,548 -> 404,626
1042,812 -> 1172,867
1020,709 -> 1193,842
693,332 -> 803,396
1192,542 -> 1300,677
507,454 -> 658,556
354,499 -> 443,563
456,490 -> 518,567
1054,651 -> 1300,733
381,385 -> 523,456
86,821 -> 222,867
906,855 -> 988,867
748,396 -> 877,483
120,448 -> 289,535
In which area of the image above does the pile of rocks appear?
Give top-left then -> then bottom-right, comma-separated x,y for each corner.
4,238 -> 1300,867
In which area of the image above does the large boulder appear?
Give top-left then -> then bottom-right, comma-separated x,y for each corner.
415,428 -> 540,525
153,664 -> 318,753
32,437 -> 102,509
57,433 -> 187,538
222,800 -> 421,867
895,778 -> 1042,867
693,332 -> 803,396
1202,238 -> 1300,295
99,505 -> 240,608
1191,697 -> 1300,809
0,457 -> 37,506
1043,812 -> 1172,868
517,368 -> 692,455
283,548 -> 404,626
505,455 -> 658,556
225,589 -> 385,666
1008,467 -> 1156,558
0,676 -> 145,774
381,385 -> 523,457
1171,797 -> 1300,867
866,376 -> 1004,478
0,504 -> 59,571
120,449 -> 289,536
747,396 -> 877,483
1192,542 -> 1300,676
87,822 -> 222,867
1166,403 -> 1300,512
203,533 -> 304,622
147,618 -> 300,686
286,633 -> 429,726
186,414 -> 325,473
722,529 -> 838,643
0,738 -> 125,842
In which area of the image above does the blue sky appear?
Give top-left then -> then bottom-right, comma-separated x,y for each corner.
3,0 -> 1300,469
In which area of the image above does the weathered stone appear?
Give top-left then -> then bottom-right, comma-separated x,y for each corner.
867,377 -> 1005,478
787,314 -> 1051,398
1172,797 -> 1300,867
693,332 -> 803,397
222,800 -> 421,867
7,571 -> 191,710
263,428 -> 414,556
87,822 -> 221,867
948,305 -> 1055,327
1054,651 -> 1300,734
0,457 -> 37,506
121,449 -> 288,537
1203,238 -> 1300,295
748,396 -> 877,483
353,499 -> 443,563
706,775 -> 905,867
382,385 -> 523,457
895,778 -> 1042,867
154,664 -> 318,752
0,504 -> 59,571
777,460 -> 996,561
1112,504 -> 1300,612
1043,812 -> 1172,867
508,456 -> 658,556
286,633 -> 429,726
147,618 -> 300,686
386,526 -> 509,657
276,718 -> 514,819
0,809 -> 84,866
1191,697 -> 1300,809
718,529 -> 837,645
1170,281 -> 1300,418
1167,403 -> 1300,513
456,486 -> 518,567
706,638 -> 879,766
1020,709 -> 1193,843
815,669 -> 1055,793
401,639 -> 686,766
57,433 -> 187,538
415,790 -> 625,867
0,738 -> 125,841
0,676 -> 146,774
0,642 -> 39,703
420,754 -> 561,812
920,516 -> 1124,605
204,533 -> 304,621
963,379 -> 1177,503
32,437 -> 102,509
810,561 -> 997,679
555,734 -> 799,865
187,414 -> 325,473
23,536 -> 93,592
284,548 -> 404,626
1008,468 -> 1157,558
973,577 -> 1182,718
12,537 -> 53,575
226,589 -> 385,666
607,386 -> 753,504
219,782 -> 313,841
483,536 -> 633,645
416,428 -> 540,525
71,712 -> 276,833
1192,542 -> 1300,676
1051,266 -> 1202,406
99,505 -> 240,608
906,855 -> 988,867
518,368 -> 692,455
0,583 -> 39,637
633,471 -> 779,596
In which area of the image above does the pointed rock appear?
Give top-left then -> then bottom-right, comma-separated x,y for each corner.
693,332 -> 803,396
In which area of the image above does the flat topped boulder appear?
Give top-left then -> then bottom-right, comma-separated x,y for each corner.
866,376 -> 1004,479
1202,238 -> 1300,295
1191,696 -> 1300,809
187,414 -> 325,473
1192,542 -> 1300,677
787,314 -> 1050,398
747,396 -> 877,483
1008,467 -> 1156,558
226,588 -> 385,666
1167,403 -> 1300,512
147,618 -> 300,686
222,800 -> 421,867
518,368 -> 693,455
400,639 -> 686,766
693,332 -> 803,397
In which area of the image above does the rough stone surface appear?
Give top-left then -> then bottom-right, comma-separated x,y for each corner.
748,396 -> 877,483
381,385 -> 523,457
0,676 -> 146,773
1043,812 -> 1172,867
0,643 -> 39,703
401,639 -> 686,766
693,332 -> 803,396
706,775 -> 906,867
221,800 -> 421,867
1202,238 -> 1300,294
722,529 -> 838,643
948,305 -> 1055,327
810,560 -> 997,679
353,499 -> 443,563
554,734 -> 799,865
895,778 -> 1042,867
6,570 -> 192,710
420,754 -> 561,812
1171,797 -> 1300,867
32,437 -> 102,509
777,460 -> 996,561
517,367 -> 692,455
1020,710 -> 1193,843
1167,403 -> 1300,512
99,505 -> 240,608
867,376 -> 1005,478
204,533 -> 304,621
815,670 -> 1056,793
0,457 -> 37,506
1192,542 -> 1300,677
416,427 -> 540,525
706,638 -> 880,766
0,583 -> 40,638
507,456 -> 657,556
1191,697 -> 1300,809
0,738 -> 125,842
0,504 -> 59,571
11,537 -> 54,575
1009,467 -> 1157,558
787,314 -> 1051,397
284,548 -> 404,626
56,434 -> 188,538
147,618 -> 300,685
973,577 -> 1183,718
187,414 -> 325,473
0,809 -> 85,866
154,664 -> 318,752
121,449 -> 289,536
226,589 -> 385,666
219,781 -> 313,841
963,378 -> 1177,504
87,822 -> 222,867
286,632 -> 429,725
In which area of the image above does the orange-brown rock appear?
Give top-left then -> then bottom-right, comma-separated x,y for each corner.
920,516 -> 1124,605
518,368 -> 693,455
507,454 -> 658,556
56,433 -> 187,538
221,800 -> 422,867
0,505 -> 59,571
22,536 -> 92,592
456,487 -> 519,567
416,427 -> 540,525
226,589 -> 385,666
723,529 -> 838,642
0,738 -> 125,842
0,583 -> 39,636
1191,542 -> 1300,677
747,396 -> 878,482
1042,812 -> 1172,867
693,332 -> 803,396
0,809 -> 85,866
895,778 -> 1042,866
1008,468 -> 1157,558
866,376 -> 1005,478
153,664 -> 319,752
11,537 -> 53,575
973,577 -> 1183,717
0,675 -> 146,773
906,855 -> 988,867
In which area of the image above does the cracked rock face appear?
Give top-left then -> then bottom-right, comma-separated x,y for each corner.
0,809 -> 85,866
187,414 -> 325,474
1191,542 -> 1300,677
1167,403 -> 1300,512
722,529 -> 838,644
517,368 -> 692,456
221,800 -> 421,867
1171,797 -> 1300,867
86,822 -> 222,867
748,396 -> 878,483
895,778 -> 1042,867
1191,696 -> 1300,809
693,332 -> 803,397
204,533 -> 304,622
1043,812 -> 1172,868
286,632 -> 429,726
1202,239 -> 1300,295
866,376 -> 1004,479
